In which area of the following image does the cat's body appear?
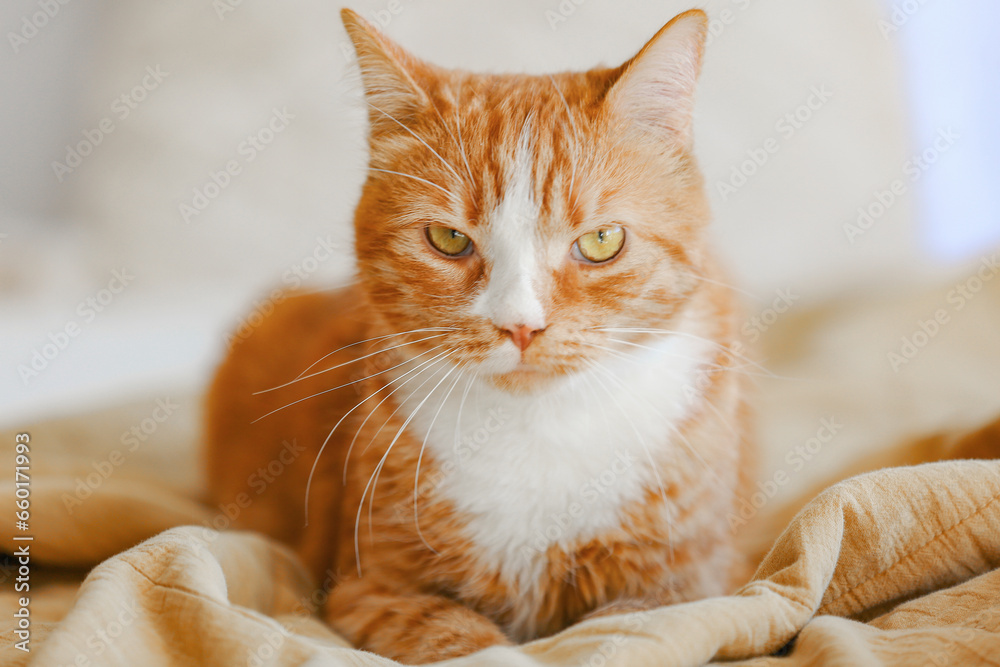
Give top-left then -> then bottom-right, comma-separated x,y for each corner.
206,8 -> 756,663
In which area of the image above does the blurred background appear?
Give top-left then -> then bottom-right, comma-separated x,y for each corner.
2,0 -> 999,496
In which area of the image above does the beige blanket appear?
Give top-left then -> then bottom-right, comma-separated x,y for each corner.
3,438 -> 1000,666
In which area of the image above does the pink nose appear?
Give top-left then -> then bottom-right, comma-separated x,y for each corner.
503,324 -> 543,352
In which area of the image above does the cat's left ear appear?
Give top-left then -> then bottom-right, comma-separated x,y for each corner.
605,10 -> 708,148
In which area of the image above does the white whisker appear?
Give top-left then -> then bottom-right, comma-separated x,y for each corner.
366,100 -> 465,185
588,358 -> 726,491
597,330 -> 772,407
413,365 -> 467,554
303,347 -> 451,525
600,337 -> 729,373
252,344 -> 449,424
581,339 -> 730,378
578,368 -> 613,446
583,359 -> 670,503
369,167 -> 454,199
453,110 -> 476,187
453,371 -> 477,460
701,389 -> 740,437
255,333 -> 450,395
430,100 -> 475,188
681,270 -> 761,301
342,349 -> 453,483
293,327 -> 456,381
583,360 -> 675,563
593,327 -> 780,379
580,341 -> 641,365
367,361 -> 459,540
354,354 -> 457,575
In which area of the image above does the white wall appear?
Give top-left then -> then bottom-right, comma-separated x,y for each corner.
0,0 -> 103,217
2,0 -> 996,425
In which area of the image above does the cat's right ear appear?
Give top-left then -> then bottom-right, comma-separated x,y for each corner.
604,9 -> 709,149
341,8 -> 431,136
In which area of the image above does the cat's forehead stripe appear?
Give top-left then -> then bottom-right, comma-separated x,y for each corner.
469,118 -> 546,331
458,93 -> 579,229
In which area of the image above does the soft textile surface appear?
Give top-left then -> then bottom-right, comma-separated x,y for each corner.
3,441 -> 1000,666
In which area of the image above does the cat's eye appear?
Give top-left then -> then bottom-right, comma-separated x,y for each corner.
426,225 -> 473,257
574,226 -> 626,263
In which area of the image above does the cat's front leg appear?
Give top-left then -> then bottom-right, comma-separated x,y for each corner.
325,576 -> 511,664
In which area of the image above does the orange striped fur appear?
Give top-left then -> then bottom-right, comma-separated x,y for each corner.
205,8 -> 755,663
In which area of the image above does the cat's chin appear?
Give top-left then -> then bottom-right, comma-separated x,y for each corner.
488,365 -> 565,395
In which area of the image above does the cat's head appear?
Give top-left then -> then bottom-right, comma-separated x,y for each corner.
343,9 -> 713,392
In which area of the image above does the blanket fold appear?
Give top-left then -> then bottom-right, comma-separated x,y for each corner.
4,453 -> 1000,666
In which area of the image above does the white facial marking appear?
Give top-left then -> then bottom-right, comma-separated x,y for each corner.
471,121 -> 545,366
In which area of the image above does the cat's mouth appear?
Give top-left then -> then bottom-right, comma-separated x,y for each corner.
490,368 -> 548,394
490,361 -> 543,384
452,332 -> 588,390
485,355 -> 581,394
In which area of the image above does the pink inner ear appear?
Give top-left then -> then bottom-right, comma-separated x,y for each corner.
630,78 -> 694,137
608,13 -> 707,145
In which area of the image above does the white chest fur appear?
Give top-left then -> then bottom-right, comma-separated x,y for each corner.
391,328 -> 717,592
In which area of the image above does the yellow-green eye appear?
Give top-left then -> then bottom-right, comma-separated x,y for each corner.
575,225 -> 625,263
426,226 -> 472,257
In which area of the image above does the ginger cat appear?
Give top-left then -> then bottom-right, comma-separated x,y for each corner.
205,8 -> 755,663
